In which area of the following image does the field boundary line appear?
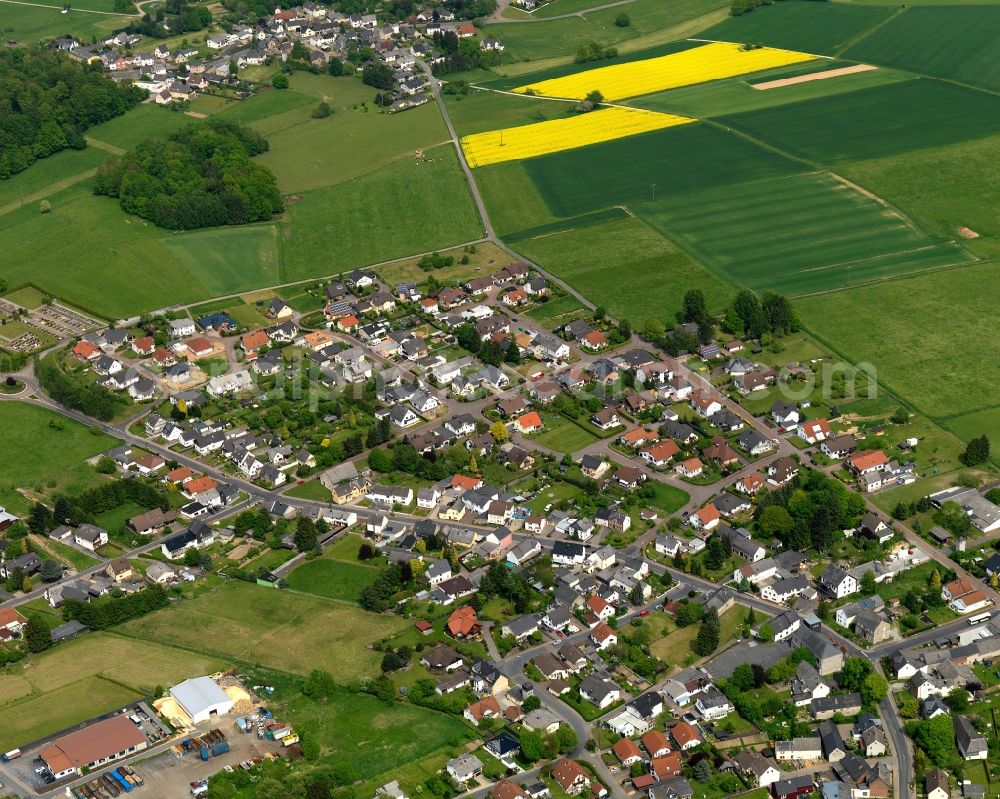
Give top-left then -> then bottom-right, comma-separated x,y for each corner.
833,5 -> 907,57
175,235 -> 488,312
0,168 -> 98,217
687,37 -> 833,62
492,0 -> 636,24
485,7 -> 730,78
0,0 -> 139,15
790,256 -> 993,301
85,136 -> 127,155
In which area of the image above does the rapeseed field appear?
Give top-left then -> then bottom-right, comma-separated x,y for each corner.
513,42 -> 817,101
461,106 -> 694,167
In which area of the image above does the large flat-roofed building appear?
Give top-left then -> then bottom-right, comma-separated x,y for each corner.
40,715 -> 147,778
170,676 -> 234,724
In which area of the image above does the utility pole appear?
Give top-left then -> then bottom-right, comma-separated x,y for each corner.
650,183 -> 656,202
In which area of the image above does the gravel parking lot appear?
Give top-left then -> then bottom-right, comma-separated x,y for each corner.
132,728 -> 285,799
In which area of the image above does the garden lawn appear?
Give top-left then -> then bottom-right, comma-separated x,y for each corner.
643,482 -> 690,514
844,5 -> 1000,92
531,414 -> 600,453
377,242 -> 507,287
649,606 -> 746,668
282,146 -> 483,281
118,579 -> 406,679
0,402 -> 118,515
27,534 -> 100,571
283,480 -> 332,500
514,215 -> 732,324
527,481 -> 584,514
697,0 -> 895,55
796,262 -> 1000,423
636,172 -> 974,296
1,286 -> 48,308
524,294 -> 589,327
287,556 -> 380,603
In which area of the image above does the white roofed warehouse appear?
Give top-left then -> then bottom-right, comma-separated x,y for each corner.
170,676 -> 234,724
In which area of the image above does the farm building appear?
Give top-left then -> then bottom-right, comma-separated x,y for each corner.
39,714 -> 147,779
170,676 -> 234,724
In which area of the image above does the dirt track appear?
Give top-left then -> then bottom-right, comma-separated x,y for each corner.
752,63 -> 877,90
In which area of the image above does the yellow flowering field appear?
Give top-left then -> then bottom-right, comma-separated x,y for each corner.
461,107 -> 694,168
513,42 -> 818,101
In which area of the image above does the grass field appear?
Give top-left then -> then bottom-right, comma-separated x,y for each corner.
282,146 -> 484,280
629,62 -> 912,119
839,134 -> 1000,241
480,0 -> 727,65
476,160 -> 559,236
524,293 -> 589,327
0,633 -> 224,750
287,557 -> 380,603
87,104 -> 196,152
2,286 -> 48,308
522,123 -> 804,217
720,78 -> 1000,165
945,408 -> 1000,465
119,580 -> 407,679
0,147 -> 107,215
279,689 -> 472,782
0,183 -> 284,318
796,262 -> 1000,424
636,172 -> 974,296
162,225 -> 282,297
0,0 -> 134,46
0,402 -> 118,515
213,87 -> 316,127
696,0 -> 896,54
843,5 -> 1000,92
256,97 -> 449,193
514,216 -> 732,324
445,89 -> 574,138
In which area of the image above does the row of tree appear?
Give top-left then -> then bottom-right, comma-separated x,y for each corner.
26,478 -> 168,535
63,583 -> 170,630
0,50 -> 144,180
93,120 -> 283,230
35,353 -> 124,421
